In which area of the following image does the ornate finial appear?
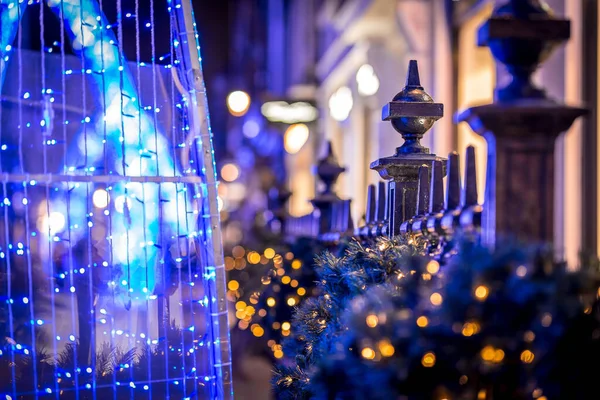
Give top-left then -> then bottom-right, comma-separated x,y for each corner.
478,0 -> 569,102
314,141 -> 345,196
382,60 -> 443,154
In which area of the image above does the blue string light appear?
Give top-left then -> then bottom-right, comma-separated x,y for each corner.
0,0 -> 231,397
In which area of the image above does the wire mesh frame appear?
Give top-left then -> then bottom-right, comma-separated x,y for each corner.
0,0 -> 232,398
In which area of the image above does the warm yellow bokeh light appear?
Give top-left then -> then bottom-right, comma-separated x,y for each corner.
475,285 -> 489,300
378,340 -> 395,357
227,280 -> 239,291
281,276 -> 291,284
366,314 -> 379,328
416,316 -> 429,328
426,260 -> 440,274
291,260 -> 302,269
227,90 -> 251,116
252,326 -> 265,338
281,322 -> 291,331
481,346 -> 495,361
361,347 -> 376,360
430,293 -> 443,306
297,287 -> 306,296
421,352 -> 436,367
266,297 -> 276,307
263,248 -> 275,259
235,301 -> 247,311
520,350 -> 535,363
287,297 -> 297,306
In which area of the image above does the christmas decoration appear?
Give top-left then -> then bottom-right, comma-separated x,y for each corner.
275,236 -> 600,400
273,235 -> 426,398
0,0 -> 232,397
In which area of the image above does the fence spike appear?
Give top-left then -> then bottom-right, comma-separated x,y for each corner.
376,181 -> 386,222
446,151 -> 461,210
406,59 -> 422,88
462,145 -> 478,207
416,165 -> 430,216
366,184 -> 376,224
429,160 -> 444,213
343,199 -> 353,232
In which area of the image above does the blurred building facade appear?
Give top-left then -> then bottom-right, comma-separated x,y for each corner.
256,0 -> 598,265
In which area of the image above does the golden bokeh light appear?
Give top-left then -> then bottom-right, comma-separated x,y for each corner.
252,326 -> 265,337
366,314 -> 379,328
421,352 -> 436,367
264,248 -> 276,259
297,287 -> 306,296
281,322 -> 291,331
287,297 -> 297,306
281,276 -> 291,284
247,251 -> 261,264
416,316 -> 429,328
481,346 -> 495,361
520,350 -> 535,363
291,260 -> 302,269
266,297 -> 276,307
378,340 -> 395,357
430,292 -> 443,306
475,285 -> 489,300
361,347 -> 376,360
426,260 -> 440,274
227,280 -> 239,291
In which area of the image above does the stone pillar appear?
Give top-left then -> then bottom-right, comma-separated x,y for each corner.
456,0 -> 587,246
370,60 -> 447,236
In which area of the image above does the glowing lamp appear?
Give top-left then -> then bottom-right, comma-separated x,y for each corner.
221,163 -> 240,182
356,64 -> 380,96
328,86 -> 353,121
284,123 -> 309,154
226,90 -> 251,117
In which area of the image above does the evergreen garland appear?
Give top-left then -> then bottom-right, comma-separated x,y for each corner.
274,236 -> 600,400
273,235 -> 427,399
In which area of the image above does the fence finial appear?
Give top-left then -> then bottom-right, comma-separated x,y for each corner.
371,60 -> 447,236
311,141 -> 346,235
